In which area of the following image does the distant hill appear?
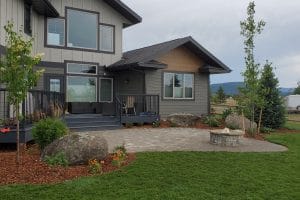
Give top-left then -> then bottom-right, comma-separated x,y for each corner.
211,82 -> 294,96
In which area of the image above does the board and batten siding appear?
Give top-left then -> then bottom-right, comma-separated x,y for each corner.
145,46 -> 210,118
1,0 -> 129,66
115,71 -> 145,95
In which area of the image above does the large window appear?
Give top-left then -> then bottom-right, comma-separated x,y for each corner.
67,63 -> 97,75
100,78 -> 113,102
163,72 -> 194,99
67,9 -> 98,49
47,18 -> 65,46
46,8 -> 115,53
67,76 -> 97,102
100,25 -> 114,52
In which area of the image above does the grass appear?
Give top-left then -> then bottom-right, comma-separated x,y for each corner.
1,134 -> 300,200
284,121 -> 300,131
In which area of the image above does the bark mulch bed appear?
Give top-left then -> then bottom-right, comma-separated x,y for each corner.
0,145 -> 135,185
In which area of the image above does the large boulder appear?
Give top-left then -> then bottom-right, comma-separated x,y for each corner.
225,114 -> 257,131
167,113 -> 200,127
41,133 -> 108,165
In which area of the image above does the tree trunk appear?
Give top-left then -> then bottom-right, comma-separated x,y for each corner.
242,109 -> 246,133
16,105 -> 20,165
257,108 -> 263,134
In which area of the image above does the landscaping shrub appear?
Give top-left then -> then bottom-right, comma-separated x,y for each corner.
44,151 -> 69,167
32,118 -> 68,149
222,108 -> 233,120
152,120 -> 160,128
202,115 -> 221,127
125,123 -> 133,128
260,127 -> 275,134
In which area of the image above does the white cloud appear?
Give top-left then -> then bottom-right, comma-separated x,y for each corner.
274,53 -> 300,88
122,0 -> 300,87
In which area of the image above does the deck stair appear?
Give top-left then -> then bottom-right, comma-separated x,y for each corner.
64,114 -> 122,132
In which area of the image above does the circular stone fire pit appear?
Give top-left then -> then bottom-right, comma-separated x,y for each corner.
210,128 -> 244,147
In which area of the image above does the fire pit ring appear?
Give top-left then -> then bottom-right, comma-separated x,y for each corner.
210,128 -> 244,147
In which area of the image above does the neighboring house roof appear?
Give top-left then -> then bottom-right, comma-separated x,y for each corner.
109,36 -> 232,74
30,0 -> 142,27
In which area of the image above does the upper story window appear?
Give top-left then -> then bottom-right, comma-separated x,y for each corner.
47,18 -> 65,46
24,2 -> 32,35
45,8 -> 115,53
67,9 -> 98,50
100,24 -> 114,52
163,72 -> 194,100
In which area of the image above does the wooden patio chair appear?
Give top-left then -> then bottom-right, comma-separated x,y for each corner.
122,96 -> 136,116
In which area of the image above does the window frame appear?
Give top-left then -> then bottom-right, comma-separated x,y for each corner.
46,17 -> 65,47
163,72 -> 195,100
99,78 -> 114,103
99,23 -> 115,53
66,63 -> 98,75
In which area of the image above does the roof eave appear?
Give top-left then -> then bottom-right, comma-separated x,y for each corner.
27,0 -> 59,17
199,66 -> 232,74
103,0 -> 142,27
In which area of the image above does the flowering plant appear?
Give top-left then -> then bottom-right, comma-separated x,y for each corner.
112,145 -> 127,167
0,127 -> 11,134
88,159 -> 104,174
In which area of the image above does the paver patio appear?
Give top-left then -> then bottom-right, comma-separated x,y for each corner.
83,128 -> 288,153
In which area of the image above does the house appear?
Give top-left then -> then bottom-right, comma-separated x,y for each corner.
0,0 -> 231,140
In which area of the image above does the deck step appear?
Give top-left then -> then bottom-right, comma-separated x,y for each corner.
64,114 -> 121,132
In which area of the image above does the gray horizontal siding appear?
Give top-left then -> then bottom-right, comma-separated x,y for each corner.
145,69 -> 209,118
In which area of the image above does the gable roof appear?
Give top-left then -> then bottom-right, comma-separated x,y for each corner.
31,0 -> 141,27
109,36 -> 232,74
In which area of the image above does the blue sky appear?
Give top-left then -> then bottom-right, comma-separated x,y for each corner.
122,0 -> 300,88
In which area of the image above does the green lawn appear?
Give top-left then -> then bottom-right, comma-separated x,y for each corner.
1,134 -> 300,200
284,121 -> 300,131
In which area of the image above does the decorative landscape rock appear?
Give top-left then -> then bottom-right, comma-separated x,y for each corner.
41,133 -> 108,165
167,113 -> 200,127
210,128 -> 244,147
225,114 -> 257,131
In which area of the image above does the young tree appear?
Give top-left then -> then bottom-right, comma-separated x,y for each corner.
293,84 -> 300,95
216,86 -> 226,104
239,1 -> 266,133
0,22 -> 44,164
257,61 -> 285,129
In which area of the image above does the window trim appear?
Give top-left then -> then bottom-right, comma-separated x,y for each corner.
99,78 -> 114,103
66,63 -> 98,75
46,17 -> 65,47
66,8 -> 99,50
99,23 -> 115,53
66,76 -> 98,103
163,71 -> 195,100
